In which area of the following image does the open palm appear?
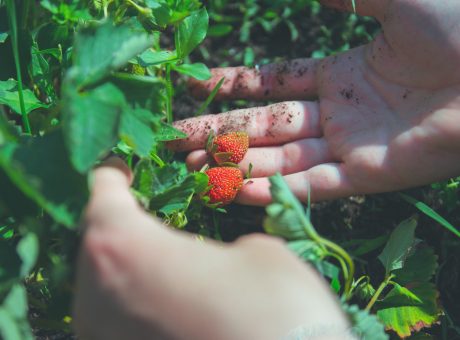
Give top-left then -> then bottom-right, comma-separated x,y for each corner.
171,0 -> 460,205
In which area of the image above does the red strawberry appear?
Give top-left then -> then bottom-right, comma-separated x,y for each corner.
207,131 -> 249,165
205,167 -> 244,206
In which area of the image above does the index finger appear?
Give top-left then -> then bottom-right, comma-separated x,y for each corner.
189,58 -> 321,101
169,101 -> 321,152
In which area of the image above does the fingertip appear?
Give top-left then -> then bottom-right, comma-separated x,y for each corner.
100,157 -> 133,184
234,178 -> 272,206
92,157 -> 132,190
186,150 -> 209,171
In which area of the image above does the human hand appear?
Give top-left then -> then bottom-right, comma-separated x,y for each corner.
73,159 -> 349,340
170,0 -> 460,206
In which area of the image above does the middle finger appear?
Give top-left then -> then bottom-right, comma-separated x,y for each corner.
170,101 -> 322,152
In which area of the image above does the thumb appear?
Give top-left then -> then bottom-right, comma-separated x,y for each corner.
319,0 -> 387,18
85,157 -> 139,228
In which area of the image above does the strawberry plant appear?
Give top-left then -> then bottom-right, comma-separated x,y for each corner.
0,0 -> 211,337
0,1 -> 459,339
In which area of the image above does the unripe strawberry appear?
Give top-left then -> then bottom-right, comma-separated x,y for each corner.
205,167 -> 244,206
207,131 -> 249,165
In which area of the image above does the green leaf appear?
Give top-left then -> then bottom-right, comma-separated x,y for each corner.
317,261 -> 341,292
288,241 -> 340,291
144,0 -> 171,27
17,233 -> 39,278
132,158 -> 156,199
152,172 -> 208,214
2,284 -> 27,319
243,47 -> 255,66
154,122 -> 187,141
30,42 -> 57,103
376,282 -> 441,338
0,309 -> 21,340
342,304 -> 388,340
0,169 -> 38,219
71,20 -> 153,87
133,161 -> 208,215
175,8 -> 208,58
63,82 -> 125,173
378,218 -> 417,274
119,108 -> 160,157
137,50 -> 177,67
376,283 -> 423,309
0,79 -> 47,114
0,238 -> 21,292
0,113 -> 18,144
207,24 -> 232,37
173,62 -> 211,80
110,73 -> 164,113
400,193 -> 460,238
264,173 -> 316,240
0,130 -> 88,227
0,284 -> 33,340
355,280 -> 376,301
392,246 -> 438,285
288,239 -> 325,262
0,32 -> 7,43
345,234 -> 389,257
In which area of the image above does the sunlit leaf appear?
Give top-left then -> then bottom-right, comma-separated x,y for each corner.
137,50 -> 177,67
71,20 -> 153,87
264,173 -> 315,240
400,193 -> 460,238
376,282 -> 441,338
154,122 -> 187,142
173,62 -> 211,80
175,8 -> 208,58
376,283 -> 423,309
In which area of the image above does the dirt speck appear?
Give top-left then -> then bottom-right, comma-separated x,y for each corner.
340,88 -> 354,100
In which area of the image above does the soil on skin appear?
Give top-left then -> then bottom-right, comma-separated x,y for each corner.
174,5 -> 460,339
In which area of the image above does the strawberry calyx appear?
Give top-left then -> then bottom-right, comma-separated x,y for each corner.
206,131 -> 249,165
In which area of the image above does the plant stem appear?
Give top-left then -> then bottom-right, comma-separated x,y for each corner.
6,0 -> 32,135
150,152 -> 165,167
320,237 -> 355,299
125,0 -> 151,16
350,275 -> 370,297
365,273 -> 395,311
21,0 -> 31,30
165,63 -> 173,123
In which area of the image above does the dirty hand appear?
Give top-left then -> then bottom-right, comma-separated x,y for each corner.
170,0 -> 460,206
73,159 -> 349,340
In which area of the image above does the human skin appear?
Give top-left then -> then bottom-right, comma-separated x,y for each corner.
169,0 -> 460,206
73,159 -> 350,340
74,1 -> 460,339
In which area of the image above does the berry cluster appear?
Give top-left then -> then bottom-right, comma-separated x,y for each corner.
203,131 -> 249,206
